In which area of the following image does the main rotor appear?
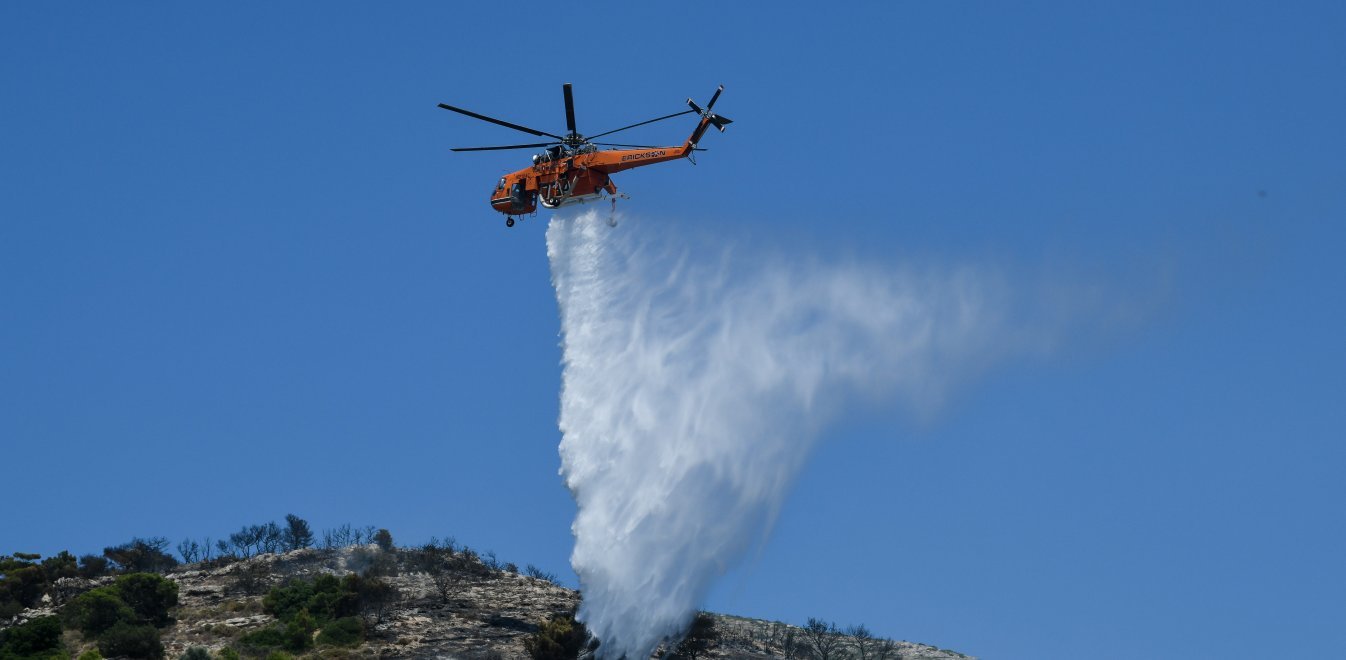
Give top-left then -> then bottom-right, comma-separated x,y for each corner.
438,83 -> 721,155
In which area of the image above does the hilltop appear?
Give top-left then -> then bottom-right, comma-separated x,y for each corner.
2,534 -> 975,659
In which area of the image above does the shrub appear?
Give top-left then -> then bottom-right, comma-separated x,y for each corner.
97,621 -> 163,659
343,574 -> 398,624
181,648 -> 211,660
64,587 -> 136,636
0,615 -> 64,658
282,609 -> 315,653
0,600 -> 21,620
263,575 -> 356,624
524,615 -> 592,660
239,626 -> 287,649
77,650 -> 104,660
114,573 -> 179,626
215,649 -> 241,660
315,617 -> 364,647
263,652 -> 293,660
229,562 -> 270,596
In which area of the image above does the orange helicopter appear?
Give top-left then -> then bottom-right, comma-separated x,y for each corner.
439,83 -> 731,227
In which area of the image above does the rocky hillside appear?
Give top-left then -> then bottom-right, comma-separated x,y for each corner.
5,545 -> 974,659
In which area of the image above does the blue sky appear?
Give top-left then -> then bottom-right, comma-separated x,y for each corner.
2,2 -> 1343,659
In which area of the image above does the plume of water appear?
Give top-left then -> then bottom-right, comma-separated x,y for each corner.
547,211 -> 1048,658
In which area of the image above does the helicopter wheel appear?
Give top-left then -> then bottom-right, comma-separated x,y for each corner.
505,217 -> 515,227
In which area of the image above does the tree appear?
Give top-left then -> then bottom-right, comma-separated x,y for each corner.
428,560 -> 459,604
523,615 -> 591,660
373,529 -> 394,552
874,638 -> 901,660
801,618 -> 846,660
102,538 -> 177,574
258,522 -> 284,554
672,612 -> 719,659
114,573 -> 179,626
283,514 -> 314,551
41,551 -> 78,580
230,562 -> 270,596
525,564 -> 558,585
0,563 -> 46,608
78,554 -> 110,578
229,525 -> 262,558
847,623 -> 875,660
177,539 -> 201,564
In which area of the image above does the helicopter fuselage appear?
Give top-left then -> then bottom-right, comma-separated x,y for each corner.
489,136 -> 701,216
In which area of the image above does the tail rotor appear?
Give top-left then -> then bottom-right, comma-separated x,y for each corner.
688,85 -> 733,132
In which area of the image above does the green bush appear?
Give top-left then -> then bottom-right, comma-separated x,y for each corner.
524,615 -> 592,660
63,587 -> 136,636
181,648 -> 211,660
114,573 -> 179,626
263,652 -> 293,660
76,650 -> 104,660
282,609 -> 314,653
239,627 -> 286,649
262,575 -> 356,625
250,574 -> 389,652
215,648 -> 240,660
97,621 -> 163,659
0,615 -> 64,659
315,617 -> 364,647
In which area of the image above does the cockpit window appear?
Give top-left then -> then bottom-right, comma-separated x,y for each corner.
496,178 -> 506,191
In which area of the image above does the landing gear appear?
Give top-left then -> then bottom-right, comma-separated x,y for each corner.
505,217 -> 515,227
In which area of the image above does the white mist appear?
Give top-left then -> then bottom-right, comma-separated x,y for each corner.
548,211 -> 1044,658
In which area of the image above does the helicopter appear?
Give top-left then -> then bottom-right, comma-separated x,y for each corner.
439,83 -> 731,227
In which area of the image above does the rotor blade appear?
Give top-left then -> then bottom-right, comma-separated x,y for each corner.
706,85 -> 723,110
594,142 -> 708,151
563,83 -> 577,135
587,109 -> 696,140
450,142 -> 556,152
438,103 -> 564,140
